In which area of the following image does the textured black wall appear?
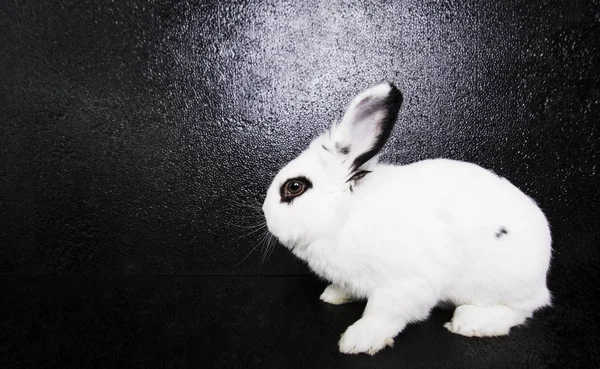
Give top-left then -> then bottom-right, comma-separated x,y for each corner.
1,0 -> 599,279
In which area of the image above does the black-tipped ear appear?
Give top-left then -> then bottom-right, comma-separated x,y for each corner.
330,83 -> 403,171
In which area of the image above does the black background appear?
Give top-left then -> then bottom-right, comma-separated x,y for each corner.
1,1 -> 599,368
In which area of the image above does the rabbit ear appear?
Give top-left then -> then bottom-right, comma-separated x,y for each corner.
330,83 -> 403,172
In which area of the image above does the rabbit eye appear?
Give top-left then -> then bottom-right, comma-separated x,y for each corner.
287,181 -> 303,194
280,176 -> 312,203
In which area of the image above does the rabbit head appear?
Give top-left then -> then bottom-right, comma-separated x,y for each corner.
262,83 -> 403,250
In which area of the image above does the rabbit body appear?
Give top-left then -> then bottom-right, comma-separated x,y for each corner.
294,159 -> 551,309
296,159 -> 550,308
262,83 -> 551,355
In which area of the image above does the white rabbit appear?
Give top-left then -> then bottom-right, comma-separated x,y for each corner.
262,83 -> 552,355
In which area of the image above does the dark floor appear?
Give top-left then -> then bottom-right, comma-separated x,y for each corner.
0,275 -> 598,369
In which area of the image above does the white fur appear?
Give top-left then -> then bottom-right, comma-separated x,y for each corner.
262,83 -> 552,355
320,284 -> 354,305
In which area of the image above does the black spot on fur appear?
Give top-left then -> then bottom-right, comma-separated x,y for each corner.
496,227 -> 509,238
351,84 -> 403,171
335,142 -> 351,155
322,145 -> 331,152
346,170 -> 372,183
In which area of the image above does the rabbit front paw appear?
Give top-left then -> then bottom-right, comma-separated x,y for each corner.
338,317 -> 395,355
